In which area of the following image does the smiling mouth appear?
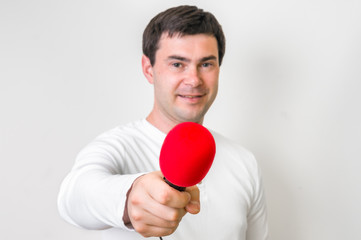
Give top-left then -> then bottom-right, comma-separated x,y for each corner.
179,95 -> 203,99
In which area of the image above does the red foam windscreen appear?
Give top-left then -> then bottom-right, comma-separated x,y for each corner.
159,122 -> 216,188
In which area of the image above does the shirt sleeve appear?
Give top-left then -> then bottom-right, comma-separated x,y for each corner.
246,156 -> 269,240
57,137 -> 145,230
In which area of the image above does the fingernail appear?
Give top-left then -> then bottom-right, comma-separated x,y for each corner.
191,201 -> 200,211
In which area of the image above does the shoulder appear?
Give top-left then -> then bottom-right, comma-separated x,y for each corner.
92,119 -> 164,145
97,120 -> 148,139
77,119 -> 164,159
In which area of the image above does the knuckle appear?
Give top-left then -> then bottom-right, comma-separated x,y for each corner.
170,211 -> 180,221
134,223 -> 147,235
168,209 -> 183,221
169,220 -> 180,228
158,188 -> 171,204
131,210 -> 142,221
129,196 -> 140,206
165,227 -> 177,236
129,191 -> 143,206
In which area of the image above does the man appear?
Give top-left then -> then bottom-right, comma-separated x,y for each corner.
58,5 -> 268,240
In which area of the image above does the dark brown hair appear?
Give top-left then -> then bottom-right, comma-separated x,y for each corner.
142,5 -> 226,66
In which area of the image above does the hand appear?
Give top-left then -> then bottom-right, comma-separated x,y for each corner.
126,171 -> 200,237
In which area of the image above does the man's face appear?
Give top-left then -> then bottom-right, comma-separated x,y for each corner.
144,33 -> 220,127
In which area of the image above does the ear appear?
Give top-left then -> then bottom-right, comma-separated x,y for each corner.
142,55 -> 154,84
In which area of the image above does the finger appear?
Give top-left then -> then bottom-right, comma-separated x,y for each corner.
132,205 -> 182,229
142,194 -> 187,222
185,185 -> 200,214
135,223 -> 178,238
129,172 -> 187,221
147,173 -> 191,209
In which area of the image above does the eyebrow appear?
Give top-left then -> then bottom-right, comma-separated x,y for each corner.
167,55 -> 217,63
201,55 -> 218,62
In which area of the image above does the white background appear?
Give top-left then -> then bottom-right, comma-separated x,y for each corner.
1,0 -> 360,239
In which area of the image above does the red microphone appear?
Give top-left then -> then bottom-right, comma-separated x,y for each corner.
159,122 -> 216,191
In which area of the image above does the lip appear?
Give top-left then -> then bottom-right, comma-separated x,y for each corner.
178,94 -> 204,98
177,94 -> 206,103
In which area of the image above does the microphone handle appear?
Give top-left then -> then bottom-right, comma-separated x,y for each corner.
163,177 -> 186,191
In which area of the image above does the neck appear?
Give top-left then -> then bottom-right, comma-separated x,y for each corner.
146,111 -> 204,134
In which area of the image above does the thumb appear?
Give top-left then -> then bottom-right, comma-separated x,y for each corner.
185,185 -> 200,214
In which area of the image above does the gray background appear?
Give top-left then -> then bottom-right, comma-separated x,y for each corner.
1,0 -> 360,239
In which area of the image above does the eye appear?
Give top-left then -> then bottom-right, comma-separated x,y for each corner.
202,62 -> 213,68
172,62 -> 182,68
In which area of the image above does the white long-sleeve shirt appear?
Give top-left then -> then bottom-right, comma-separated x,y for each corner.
58,119 -> 268,239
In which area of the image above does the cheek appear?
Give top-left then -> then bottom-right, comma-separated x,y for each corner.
207,77 -> 219,101
213,82 -> 219,95
156,73 -> 181,92
206,74 -> 219,91
153,77 -> 177,101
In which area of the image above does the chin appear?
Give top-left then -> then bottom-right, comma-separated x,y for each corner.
177,114 -> 205,124
174,106 -> 209,124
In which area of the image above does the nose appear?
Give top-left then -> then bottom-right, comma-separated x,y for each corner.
183,66 -> 202,87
